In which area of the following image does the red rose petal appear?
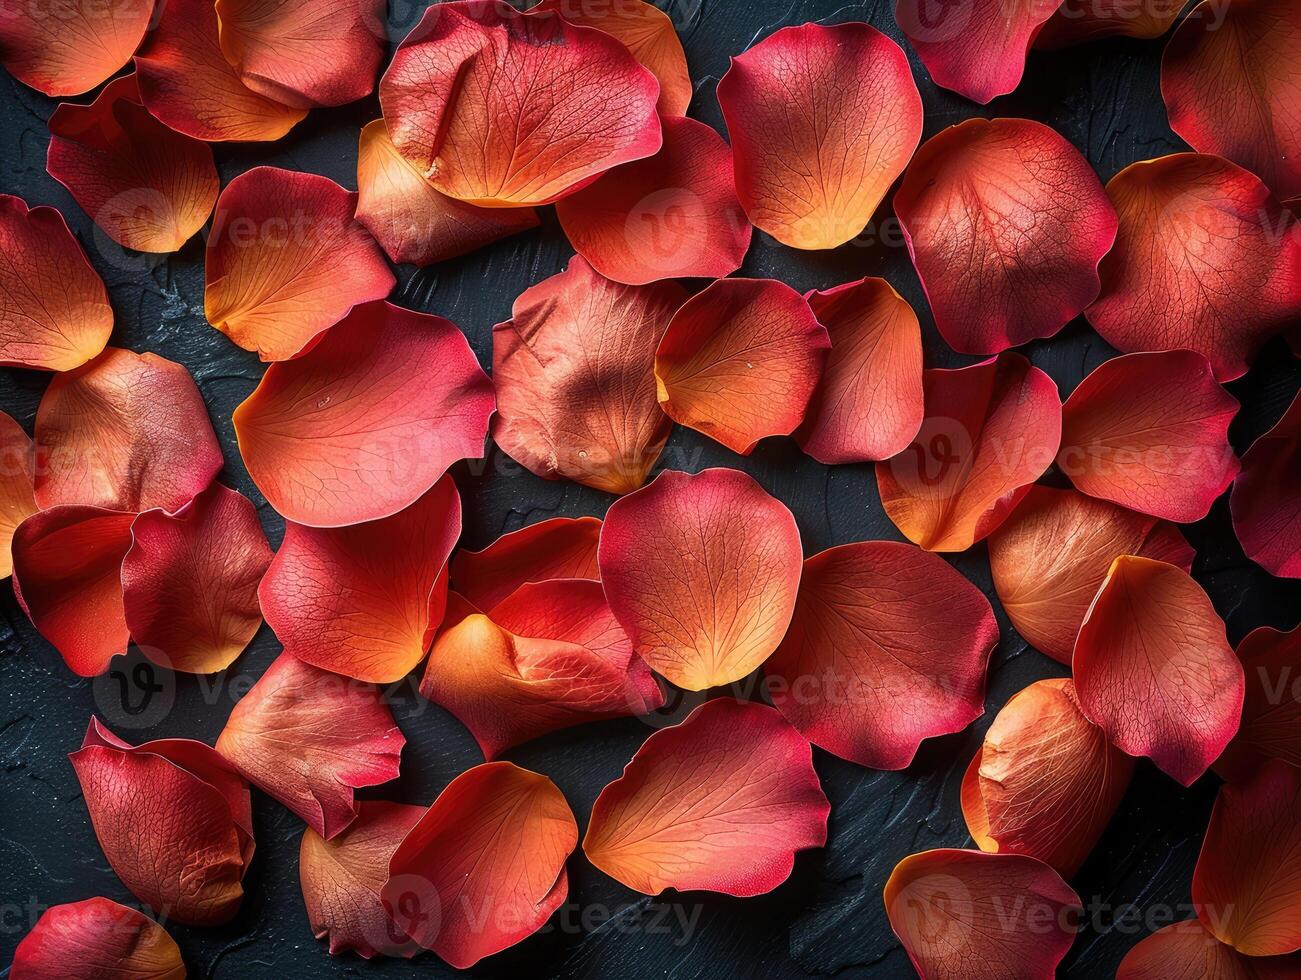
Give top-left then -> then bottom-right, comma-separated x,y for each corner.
0,411 -> 37,580
0,0 -> 154,96
1036,0 -> 1183,48
1232,389 -> 1301,578
12,897 -> 185,980
450,516 -> 602,611
1215,626 -> 1301,782
1118,918 -> 1301,980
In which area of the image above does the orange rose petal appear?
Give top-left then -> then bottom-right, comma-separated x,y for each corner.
894,118 -> 1117,354
1036,0 -> 1183,48
988,486 -> 1193,664
12,897 -> 185,980
379,0 -> 661,207
450,516 -> 602,611
0,195 -> 112,372
767,540 -> 998,769
1087,153 -> 1301,381
877,352 -> 1062,553
261,476 -> 461,683
1118,918 -> 1301,980
0,412 -> 37,580
1058,350 -> 1240,522
584,698 -> 829,896
234,300 -> 493,527
554,116 -> 750,284
1232,390 -> 1301,578
0,0 -> 154,96
381,762 -> 577,968
492,257 -> 684,493
216,653 -> 405,838
1073,556 -> 1243,786
885,849 -> 1081,978
46,74 -> 219,253
716,21 -> 922,250
1215,626 -> 1301,782
598,468 -> 802,690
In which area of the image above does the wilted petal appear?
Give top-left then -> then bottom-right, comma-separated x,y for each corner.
0,412 -> 37,580
1215,626 -> 1301,783
1232,389 -> 1301,578
0,0 -> 153,96
1036,0 -> 1183,48
1118,918 -> 1301,980
450,516 -> 602,611
12,897 -> 185,980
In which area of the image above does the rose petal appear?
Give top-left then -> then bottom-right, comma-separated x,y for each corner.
216,653 -> 405,838
884,849 -> 1081,978
716,21 -> 922,250
12,897 -> 185,980
450,516 -> 602,611
766,540 -> 998,769
1118,918 -> 1301,980
988,486 -> 1194,664
877,352 -> 1062,553
1231,389 -> 1301,578
554,116 -> 750,284
0,411 -> 37,580
234,300 -> 493,527
584,698 -> 829,896
893,117 -> 1117,354
1058,350 -> 1239,522
492,257 -> 683,493
1086,153 -> 1301,381
1036,0 -> 1184,49
1215,626 -> 1301,782
379,0 -> 661,206
1073,556 -> 1243,785
381,761 -> 577,968
0,195 -> 112,372
598,468 -> 802,690
0,0 -> 154,96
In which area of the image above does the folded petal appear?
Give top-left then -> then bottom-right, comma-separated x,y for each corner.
12,897 -> 185,980
0,0 -> 153,96
988,486 -> 1193,664
766,540 -> 997,769
492,257 -> 683,493
0,412 -> 37,580
1215,626 -> 1301,783
584,698 -> 829,896
877,352 -> 1062,552
450,516 -> 602,611
1232,389 -> 1301,578
1118,918 -> 1301,980
716,21 -> 922,250
1036,0 -> 1184,48
0,195 -> 112,372
381,762 -> 577,968
379,0 -> 661,206
234,300 -> 493,527
1073,556 -> 1243,785
598,468 -> 802,690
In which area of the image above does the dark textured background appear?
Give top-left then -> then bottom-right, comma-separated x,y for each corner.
2,1 -> 1299,977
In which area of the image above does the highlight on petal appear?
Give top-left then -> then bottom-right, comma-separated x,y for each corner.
234,301 -> 493,527
216,653 -> 405,838
555,116 -> 750,284
1215,626 -> 1301,783
988,486 -> 1193,664
35,347 -> 223,513
46,75 -> 219,253
0,412 -> 37,580
654,278 -> 829,454
598,468 -> 802,690
893,117 -> 1117,354
1058,350 -> 1239,523
1118,918 -> 1301,980
121,483 -> 272,675
962,678 -> 1134,877
261,476 -> 461,683
379,0 -> 662,206
795,278 -> 923,464
584,698 -> 829,896
877,352 -> 1062,553
1036,0 -> 1184,49
492,257 -> 684,493
1086,153 -> 1301,381
885,849 -> 1081,978
766,540 -> 998,769
450,516 -> 602,611
716,21 -> 922,250
12,897 -> 185,980
0,195 -> 112,372
0,0 -> 153,96
381,762 -> 577,968
1231,390 -> 1301,578
1073,556 -> 1243,785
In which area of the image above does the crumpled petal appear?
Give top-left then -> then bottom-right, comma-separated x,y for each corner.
0,195 -> 112,372
1073,556 -> 1243,786
1118,918 -> 1301,980
12,897 -> 185,980
1215,626 -> 1301,783
216,652 -> 405,839
598,468 -> 802,690
120,482 -> 272,675
381,761 -> 577,968
260,476 -> 461,683
234,300 -> 493,527
492,257 -> 684,493
795,278 -> 923,464
0,0 -> 154,96
654,278 -> 829,454
1086,153 -> 1301,381
1036,0 -> 1181,48
555,116 -> 750,284
47,74 -> 219,253
0,411 -> 37,580
450,516 -> 602,611
885,849 -> 1081,979
584,698 -> 829,896
1232,389 -> 1301,578
1058,350 -> 1239,522
379,0 -> 662,206
988,486 -> 1193,664
894,117 -> 1117,354
716,21 -> 922,250
766,540 -> 998,769
877,352 -> 1062,553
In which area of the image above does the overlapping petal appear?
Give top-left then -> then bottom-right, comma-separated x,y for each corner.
450,516 -> 602,611
1037,0 -> 1182,48
0,0 -> 154,96
12,897 -> 185,980
1118,918 -> 1301,980
0,412 -> 37,580
1216,626 -> 1301,783
1231,390 -> 1301,578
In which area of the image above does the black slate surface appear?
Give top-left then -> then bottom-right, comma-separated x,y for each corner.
1,1 -> 1298,978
